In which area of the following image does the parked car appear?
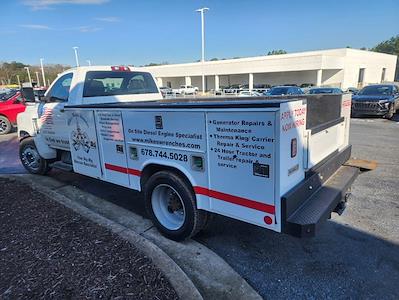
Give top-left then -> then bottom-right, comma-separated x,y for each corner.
33,88 -> 47,101
265,86 -> 304,96
238,90 -> 262,97
223,84 -> 242,94
351,84 -> 399,119
309,87 -> 343,94
173,85 -> 198,95
253,84 -> 271,94
300,83 -> 315,93
0,90 -> 26,135
159,86 -> 173,97
346,87 -> 359,94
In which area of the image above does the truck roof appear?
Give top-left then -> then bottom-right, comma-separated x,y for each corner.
66,96 -> 305,109
58,65 -> 145,74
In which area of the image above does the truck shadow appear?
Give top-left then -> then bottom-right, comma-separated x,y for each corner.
48,169 -> 399,299
195,197 -> 399,299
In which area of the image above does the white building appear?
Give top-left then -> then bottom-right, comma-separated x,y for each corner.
140,48 -> 397,91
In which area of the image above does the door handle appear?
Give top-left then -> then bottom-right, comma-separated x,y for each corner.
60,108 -> 65,113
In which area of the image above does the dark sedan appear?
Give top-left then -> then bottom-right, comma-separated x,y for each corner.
351,84 -> 399,119
265,86 -> 304,96
309,87 -> 343,94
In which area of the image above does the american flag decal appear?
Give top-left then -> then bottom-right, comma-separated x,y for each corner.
40,107 -> 53,124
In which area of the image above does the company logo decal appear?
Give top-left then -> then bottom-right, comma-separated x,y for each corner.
68,112 -> 96,153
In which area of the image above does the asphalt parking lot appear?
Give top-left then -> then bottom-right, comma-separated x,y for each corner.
1,117 -> 398,299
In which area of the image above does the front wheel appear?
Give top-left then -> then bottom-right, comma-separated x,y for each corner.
0,116 -> 11,135
384,104 -> 395,119
144,171 -> 207,241
19,137 -> 51,175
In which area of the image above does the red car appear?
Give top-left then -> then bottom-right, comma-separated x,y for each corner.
0,90 -> 26,135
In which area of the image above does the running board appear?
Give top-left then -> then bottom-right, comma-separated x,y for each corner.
50,161 -> 73,172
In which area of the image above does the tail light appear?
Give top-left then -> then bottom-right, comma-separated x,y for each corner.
111,66 -> 130,71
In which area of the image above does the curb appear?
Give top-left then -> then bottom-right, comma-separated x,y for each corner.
6,174 -> 262,300
3,174 -> 202,300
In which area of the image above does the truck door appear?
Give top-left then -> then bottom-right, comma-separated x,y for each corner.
39,73 -> 73,150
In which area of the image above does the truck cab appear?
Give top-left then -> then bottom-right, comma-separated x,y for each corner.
17,66 -> 162,148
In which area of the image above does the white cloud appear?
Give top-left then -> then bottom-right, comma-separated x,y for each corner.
19,24 -> 52,30
94,16 -> 120,22
74,25 -> 102,32
23,0 -> 110,10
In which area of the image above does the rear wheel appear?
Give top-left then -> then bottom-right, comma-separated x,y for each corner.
0,116 -> 11,135
144,170 -> 207,241
19,137 -> 51,175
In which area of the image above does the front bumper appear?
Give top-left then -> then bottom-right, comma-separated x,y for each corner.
351,102 -> 390,116
281,146 -> 359,238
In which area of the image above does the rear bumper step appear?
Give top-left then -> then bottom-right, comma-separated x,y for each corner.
285,166 -> 358,237
282,146 -> 360,238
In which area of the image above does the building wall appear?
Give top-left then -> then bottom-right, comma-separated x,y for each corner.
341,49 -> 397,89
141,48 -> 397,91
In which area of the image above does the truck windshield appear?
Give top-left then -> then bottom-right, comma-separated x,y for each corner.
83,71 -> 158,97
358,85 -> 393,96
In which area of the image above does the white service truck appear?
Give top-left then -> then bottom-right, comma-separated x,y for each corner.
17,66 -> 361,241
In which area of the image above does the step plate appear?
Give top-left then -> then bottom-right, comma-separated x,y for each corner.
284,165 -> 359,237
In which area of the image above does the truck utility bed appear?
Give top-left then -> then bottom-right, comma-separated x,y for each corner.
62,94 -> 355,238
66,97 -> 295,109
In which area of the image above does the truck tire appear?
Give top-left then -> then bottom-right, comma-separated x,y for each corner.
144,170 -> 207,241
19,137 -> 51,175
384,104 -> 395,119
0,116 -> 11,135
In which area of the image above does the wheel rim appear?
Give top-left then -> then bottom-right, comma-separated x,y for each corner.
0,119 -> 8,133
151,184 -> 186,230
21,145 -> 41,171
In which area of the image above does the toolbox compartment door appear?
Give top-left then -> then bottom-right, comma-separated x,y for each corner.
205,111 -> 277,229
306,95 -> 346,168
95,110 -> 130,187
67,109 -> 102,178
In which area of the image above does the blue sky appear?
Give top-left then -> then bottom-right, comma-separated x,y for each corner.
0,0 -> 398,66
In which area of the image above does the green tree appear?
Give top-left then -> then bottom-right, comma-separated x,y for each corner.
267,49 -> 287,55
0,61 -> 69,86
370,35 -> 399,80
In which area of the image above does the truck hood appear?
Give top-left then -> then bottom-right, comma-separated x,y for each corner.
352,95 -> 394,102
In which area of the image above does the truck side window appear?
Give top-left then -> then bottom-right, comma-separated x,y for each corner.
47,73 -> 73,102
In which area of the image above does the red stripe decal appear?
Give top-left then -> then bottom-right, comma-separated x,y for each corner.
104,163 -> 273,214
194,186 -> 275,215
104,163 -> 141,176
127,168 -> 142,176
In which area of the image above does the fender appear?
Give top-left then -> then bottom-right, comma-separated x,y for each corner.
140,159 -> 199,190
33,134 -> 57,159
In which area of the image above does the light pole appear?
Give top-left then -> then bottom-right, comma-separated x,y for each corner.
196,7 -> 209,94
35,71 -> 41,87
86,60 -> 91,66
16,75 -> 21,87
24,67 -> 32,86
40,58 -> 46,87
73,46 -> 80,67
